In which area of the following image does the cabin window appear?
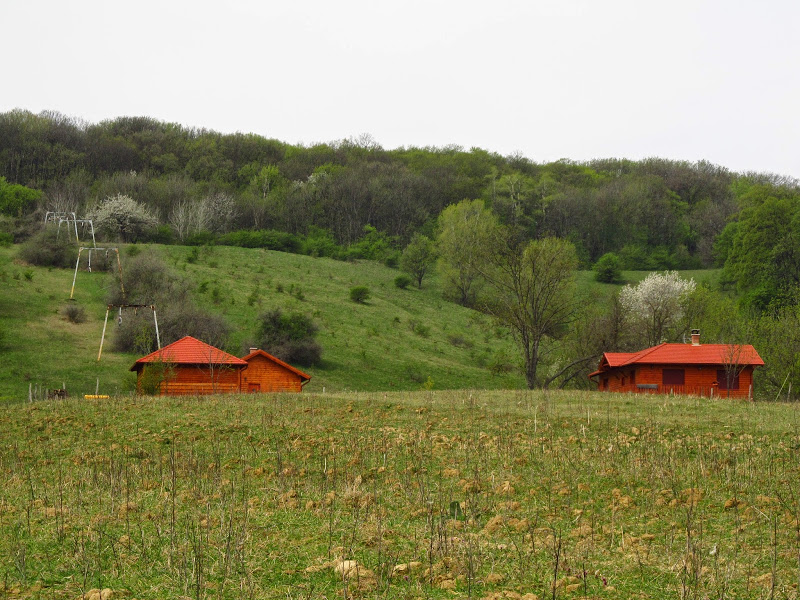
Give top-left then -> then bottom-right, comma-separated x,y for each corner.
716,369 -> 740,390
630,370 -> 636,385
662,369 -> 685,385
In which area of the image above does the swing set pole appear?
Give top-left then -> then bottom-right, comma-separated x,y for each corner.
70,248 -> 83,300
115,249 -> 125,301
97,306 -> 110,361
152,306 -> 161,349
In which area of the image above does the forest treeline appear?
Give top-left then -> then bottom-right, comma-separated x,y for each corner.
2,109 -> 799,275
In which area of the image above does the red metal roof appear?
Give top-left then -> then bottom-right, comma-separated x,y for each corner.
622,343 -> 763,366
604,352 -> 640,367
242,349 -> 312,382
589,342 -> 764,378
131,336 -> 247,371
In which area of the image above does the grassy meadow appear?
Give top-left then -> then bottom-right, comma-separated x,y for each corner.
2,390 -> 800,599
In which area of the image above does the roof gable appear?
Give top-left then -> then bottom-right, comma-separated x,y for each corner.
242,349 -> 311,382
131,336 -> 247,371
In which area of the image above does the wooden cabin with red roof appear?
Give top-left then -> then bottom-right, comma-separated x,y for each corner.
131,336 -> 248,395
588,330 -> 764,399
240,348 -> 311,393
131,336 -> 311,396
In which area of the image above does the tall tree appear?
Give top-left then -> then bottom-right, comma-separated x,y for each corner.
478,233 -> 579,389
436,199 -> 498,306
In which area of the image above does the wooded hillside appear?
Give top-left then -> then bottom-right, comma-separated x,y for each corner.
2,109 -> 797,272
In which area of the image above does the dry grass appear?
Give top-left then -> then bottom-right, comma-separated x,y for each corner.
1,389 -> 799,599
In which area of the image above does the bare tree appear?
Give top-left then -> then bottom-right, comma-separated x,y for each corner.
720,343 -> 748,398
477,232 -> 580,389
169,199 -> 195,242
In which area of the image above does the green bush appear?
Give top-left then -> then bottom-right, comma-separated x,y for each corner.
593,252 -> 623,283
301,227 -> 341,258
185,230 -> 217,246
62,303 -> 87,324
447,333 -> 474,349
488,349 -> 514,375
409,320 -> 430,337
403,363 -> 425,384
218,229 -> 302,253
18,228 -> 78,268
253,309 -> 321,366
394,275 -> 412,289
346,225 -> 399,261
145,224 -> 175,245
0,177 -> 42,217
350,286 -> 371,303
384,252 -> 400,269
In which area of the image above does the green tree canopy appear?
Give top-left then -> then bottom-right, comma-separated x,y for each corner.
593,252 -> 623,283
723,194 -> 800,310
0,177 -> 42,217
399,233 -> 436,288
436,199 -> 498,306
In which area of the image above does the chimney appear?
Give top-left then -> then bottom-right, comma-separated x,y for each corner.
690,329 -> 700,346
249,347 -> 258,353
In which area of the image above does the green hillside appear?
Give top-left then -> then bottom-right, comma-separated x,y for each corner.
0,244 -> 527,401
0,243 -> 727,403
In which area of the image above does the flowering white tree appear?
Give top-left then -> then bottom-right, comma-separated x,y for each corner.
90,193 -> 158,242
619,271 -> 696,347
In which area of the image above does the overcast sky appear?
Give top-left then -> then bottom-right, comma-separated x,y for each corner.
3,0 -> 799,178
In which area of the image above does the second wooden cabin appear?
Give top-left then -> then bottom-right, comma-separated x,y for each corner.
588,330 -> 764,399
131,336 -> 311,395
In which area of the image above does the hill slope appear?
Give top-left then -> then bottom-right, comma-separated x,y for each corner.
0,244 -> 527,401
0,243 -> 723,402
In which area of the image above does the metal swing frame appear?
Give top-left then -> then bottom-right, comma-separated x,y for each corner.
70,247 -> 124,300
97,304 -> 161,361
45,212 -> 96,246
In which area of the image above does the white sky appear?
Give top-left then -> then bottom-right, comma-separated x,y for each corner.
3,0 -> 799,179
